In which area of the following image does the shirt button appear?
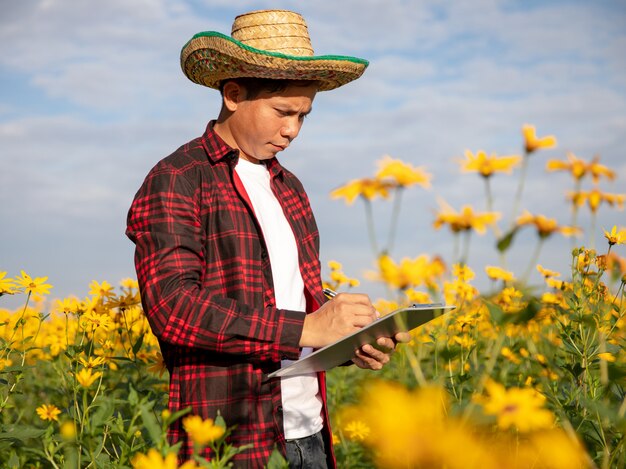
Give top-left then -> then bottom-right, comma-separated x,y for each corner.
277,406 -> 283,413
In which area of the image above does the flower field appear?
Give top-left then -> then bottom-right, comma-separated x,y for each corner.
1,125 -> 625,468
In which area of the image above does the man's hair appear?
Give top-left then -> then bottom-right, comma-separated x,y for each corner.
219,77 -> 319,100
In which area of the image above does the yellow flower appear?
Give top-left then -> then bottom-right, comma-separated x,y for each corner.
375,155 -> 432,188
78,355 -> 107,369
344,420 -> 371,441
568,189 -> 626,213
546,152 -> 589,180
501,346 -> 521,364
587,155 -> 616,184
604,226 -> 626,246
60,421 -> 76,440
405,289 -> 432,304
522,124 -> 557,153
15,270 -> 53,296
536,264 -> 561,278
330,178 -> 393,205
479,380 -> 554,432
452,263 -> 475,282
458,150 -> 521,178
89,280 -> 116,300
120,278 -> 139,290
0,271 -> 17,295
36,404 -> 61,422
485,266 -> 515,283
433,200 -> 500,234
332,432 -> 341,445
328,260 -> 342,271
516,210 -> 580,239
75,368 -> 102,387
147,351 -> 168,378
55,297 -> 78,315
182,415 -> 225,447
80,310 -> 113,331
373,254 -> 444,290
597,352 -> 616,362
132,449 -> 198,469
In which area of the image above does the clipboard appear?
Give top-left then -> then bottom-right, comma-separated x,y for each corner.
267,303 -> 455,378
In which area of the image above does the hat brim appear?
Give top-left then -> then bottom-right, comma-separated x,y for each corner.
181,32 -> 368,91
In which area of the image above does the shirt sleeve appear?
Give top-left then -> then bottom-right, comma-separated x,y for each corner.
126,165 -> 305,363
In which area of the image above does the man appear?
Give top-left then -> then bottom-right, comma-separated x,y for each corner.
126,9 -> 408,468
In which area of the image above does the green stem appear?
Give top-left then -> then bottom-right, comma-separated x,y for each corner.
460,230 -> 472,265
521,237 -> 545,284
510,152 -> 530,230
386,187 -> 404,254
363,198 -> 380,257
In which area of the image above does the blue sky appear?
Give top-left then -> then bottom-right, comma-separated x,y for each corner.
1,0 -> 625,308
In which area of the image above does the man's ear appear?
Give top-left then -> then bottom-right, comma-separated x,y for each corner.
222,81 -> 245,112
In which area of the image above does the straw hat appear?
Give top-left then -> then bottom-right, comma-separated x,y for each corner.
180,9 -> 368,91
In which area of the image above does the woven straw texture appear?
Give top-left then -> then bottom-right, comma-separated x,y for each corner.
180,9 -> 367,91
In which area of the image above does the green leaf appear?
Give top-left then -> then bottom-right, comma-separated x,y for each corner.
266,448 -> 289,469
132,333 -> 145,355
496,227 -> 518,253
0,426 -> 46,441
128,385 -> 139,407
139,402 -> 162,446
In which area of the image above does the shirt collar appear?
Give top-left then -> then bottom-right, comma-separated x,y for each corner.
202,120 -> 284,178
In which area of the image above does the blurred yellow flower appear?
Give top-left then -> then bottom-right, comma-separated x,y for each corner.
375,155 -> 432,188
568,189 -> 625,213
546,152 -> 589,180
434,200 -> 500,234
89,280 -> 115,300
522,124 -> 557,153
405,289 -> 432,304
501,346 -> 521,364
604,226 -> 626,246
344,420 -> 371,441
59,421 -> 76,440
75,368 -> 102,387
330,178 -> 393,205
36,404 -> 61,422
485,266 -> 515,283
597,352 -> 616,362
327,260 -> 342,271
459,150 -> 521,178
182,415 -> 225,447
0,271 -> 17,295
79,355 -> 107,369
515,429 -> 588,469
15,270 -> 52,296
147,351 -> 168,378
516,210 -> 580,239
452,263 -> 475,282
373,254 -> 445,290
478,380 -> 554,432
132,448 -> 198,469
120,278 -> 139,289
536,264 -> 561,278
587,155 -> 617,184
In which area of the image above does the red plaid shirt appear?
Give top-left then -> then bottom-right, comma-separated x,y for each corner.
126,122 -> 333,467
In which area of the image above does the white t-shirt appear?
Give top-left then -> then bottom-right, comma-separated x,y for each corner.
235,157 -> 323,440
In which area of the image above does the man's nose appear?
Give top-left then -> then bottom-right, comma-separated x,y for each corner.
281,117 -> 301,141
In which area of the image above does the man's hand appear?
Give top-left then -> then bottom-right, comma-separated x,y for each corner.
299,293 -> 377,348
352,332 -> 411,370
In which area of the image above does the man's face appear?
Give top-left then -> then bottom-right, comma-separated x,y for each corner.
228,82 -> 317,164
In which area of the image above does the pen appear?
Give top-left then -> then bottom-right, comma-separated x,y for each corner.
323,288 -> 337,299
